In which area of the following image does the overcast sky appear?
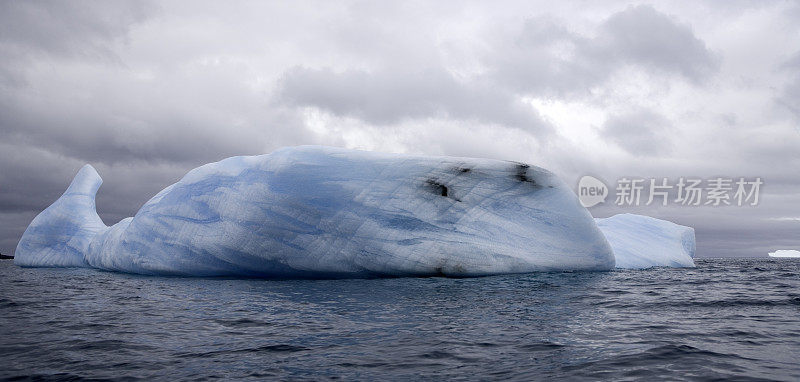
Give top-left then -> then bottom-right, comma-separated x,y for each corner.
1,0 -> 798,257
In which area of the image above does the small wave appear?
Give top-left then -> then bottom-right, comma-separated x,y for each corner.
63,339 -> 155,352
176,344 -> 310,358
0,298 -> 20,308
517,342 -> 565,352
212,318 -> 274,328
417,350 -> 482,363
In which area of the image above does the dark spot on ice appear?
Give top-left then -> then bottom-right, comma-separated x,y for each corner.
511,163 -> 543,188
426,179 -> 449,197
515,163 -> 533,183
459,167 -> 471,173
437,182 -> 449,196
425,179 -> 462,201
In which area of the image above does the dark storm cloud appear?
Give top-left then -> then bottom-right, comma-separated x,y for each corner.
0,0 -> 161,236
0,143 -> 80,213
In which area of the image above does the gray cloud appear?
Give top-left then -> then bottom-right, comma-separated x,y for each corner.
489,5 -> 718,97
279,66 -> 550,133
778,52 -> 800,124
600,108 -> 673,156
0,0 -> 151,57
594,5 -> 718,82
0,0 -> 153,87
278,5 -> 717,133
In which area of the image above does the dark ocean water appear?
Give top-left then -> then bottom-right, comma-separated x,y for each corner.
1,258 -> 799,381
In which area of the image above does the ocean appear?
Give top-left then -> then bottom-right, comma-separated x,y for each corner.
1,258 -> 798,381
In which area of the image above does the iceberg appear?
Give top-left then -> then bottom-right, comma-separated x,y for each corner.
15,146 -> 615,277
596,214 -> 696,269
768,250 -> 800,258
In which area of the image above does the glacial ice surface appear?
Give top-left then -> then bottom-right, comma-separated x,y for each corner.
596,214 -> 696,269
15,146 -> 615,277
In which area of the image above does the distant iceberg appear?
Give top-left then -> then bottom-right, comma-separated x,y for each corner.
768,250 -> 800,258
15,146 -> 615,277
596,214 -> 696,269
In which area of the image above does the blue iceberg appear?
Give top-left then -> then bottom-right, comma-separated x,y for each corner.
596,214 -> 696,269
15,146 -> 615,277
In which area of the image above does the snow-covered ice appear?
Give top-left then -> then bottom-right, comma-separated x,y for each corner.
596,213 -> 696,269
768,250 -> 800,258
15,146 -> 615,277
